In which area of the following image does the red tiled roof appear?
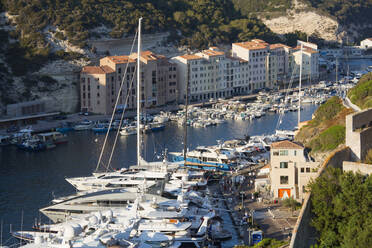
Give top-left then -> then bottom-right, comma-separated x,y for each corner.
270,43 -> 290,49
81,65 -> 115,74
271,140 -> 304,149
233,40 -> 269,50
179,54 -> 202,60
106,55 -> 136,64
201,49 -> 225,56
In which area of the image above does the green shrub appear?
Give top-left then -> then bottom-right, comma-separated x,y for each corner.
310,96 -> 343,126
347,75 -> 372,109
309,125 -> 345,152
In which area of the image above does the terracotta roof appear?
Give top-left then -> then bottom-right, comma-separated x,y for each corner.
270,43 -> 290,49
233,40 -> 269,50
201,49 -> 225,57
368,38 -> 372,41
271,140 -> 304,149
179,54 -> 202,60
130,51 -> 166,61
293,46 -> 318,54
106,55 -> 136,64
261,164 -> 270,169
81,65 -> 115,74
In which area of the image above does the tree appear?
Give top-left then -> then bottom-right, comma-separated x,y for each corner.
309,167 -> 372,247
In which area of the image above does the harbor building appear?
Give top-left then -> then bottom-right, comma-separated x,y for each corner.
171,48 -> 235,102
80,51 -> 177,114
232,39 -> 270,90
290,46 -> 319,84
270,140 -> 319,201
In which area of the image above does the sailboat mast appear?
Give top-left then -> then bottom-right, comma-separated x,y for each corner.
137,17 -> 142,166
298,44 -> 303,127
183,67 -> 189,161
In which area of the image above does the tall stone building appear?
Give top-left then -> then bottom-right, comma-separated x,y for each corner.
80,51 -> 177,114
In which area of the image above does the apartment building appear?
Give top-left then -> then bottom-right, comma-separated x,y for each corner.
232,39 -> 270,91
80,51 -> 177,114
270,140 -> 319,201
290,46 -> 319,83
172,48 -> 235,102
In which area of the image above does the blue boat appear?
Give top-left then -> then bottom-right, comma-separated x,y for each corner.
144,122 -> 165,133
16,138 -> 46,152
169,146 -> 237,171
91,124 -> 112,134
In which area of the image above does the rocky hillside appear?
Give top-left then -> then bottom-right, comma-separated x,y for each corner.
235,0 -> 372,43
295,96 -> 353,160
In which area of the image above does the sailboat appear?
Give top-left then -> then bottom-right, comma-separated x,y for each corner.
65,18 -> 182,192
275,43 -> 303,139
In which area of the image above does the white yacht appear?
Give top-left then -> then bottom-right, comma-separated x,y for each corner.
73,120 -> 94,131
66,170 -> 169,192
120,126 -> 137,136
40,180 -> 167,223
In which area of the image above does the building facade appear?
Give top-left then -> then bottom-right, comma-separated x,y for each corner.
270,140 -> 319,201
80,51 -> 177,114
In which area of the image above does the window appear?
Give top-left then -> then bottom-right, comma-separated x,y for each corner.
280,162 -> 288,168
279,150 -> 288,156
301,168 -> 304,173
306,168 -> 310,173
97,85 -> 100,90
118,68 -> 121,74
280,176 -> 289,184
294,150 -> 297,156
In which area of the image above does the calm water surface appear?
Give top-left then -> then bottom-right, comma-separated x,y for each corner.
0,104 -> 318,244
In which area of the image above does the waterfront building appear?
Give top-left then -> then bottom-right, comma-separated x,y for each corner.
360,38 -> 372,50
232,39 -> 270,91
269,140 -> 319,201
290,46 -> 319,84
80,51 -> 177,114
171,48 -> 233,103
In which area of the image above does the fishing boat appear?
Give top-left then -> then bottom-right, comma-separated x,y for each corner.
37,131 -> 68,145
73,120 -> 94,130
16,137 -> 46,152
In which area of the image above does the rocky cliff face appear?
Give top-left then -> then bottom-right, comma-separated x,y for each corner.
260,0 -> 370,43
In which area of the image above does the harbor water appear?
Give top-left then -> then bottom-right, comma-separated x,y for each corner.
0,104 -> 318,245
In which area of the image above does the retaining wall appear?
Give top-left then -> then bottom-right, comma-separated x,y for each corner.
289,147 -> 351,248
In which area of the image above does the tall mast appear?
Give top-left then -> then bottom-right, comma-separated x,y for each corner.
137,17 -> 142,166
183,65 -> 189,161
298,44 -> 303,128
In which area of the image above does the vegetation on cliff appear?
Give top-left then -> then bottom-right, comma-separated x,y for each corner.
305,0 -> 372,25
1,0 -> 280,52
347,72 -> 372,110
234,238 -> 288,248
295,96 -> 353,152
309,167 -> 372,247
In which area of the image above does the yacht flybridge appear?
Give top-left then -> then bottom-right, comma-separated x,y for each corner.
40,184 -> 167,223
66,170 -> 169,191
169,146 -> 238,171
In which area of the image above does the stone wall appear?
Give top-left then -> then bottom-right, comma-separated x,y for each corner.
346,108 -> 372,160
343,161 -> 372,175
290,147 -> 351,248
